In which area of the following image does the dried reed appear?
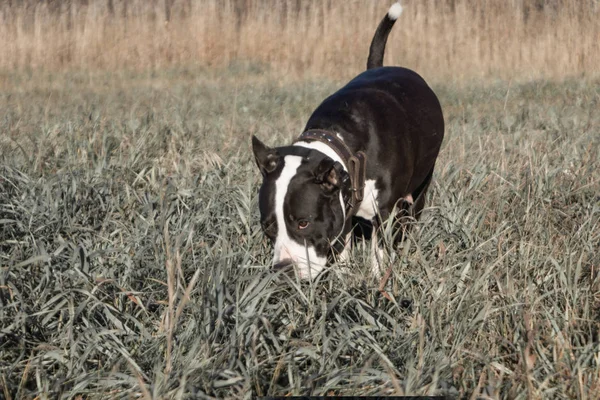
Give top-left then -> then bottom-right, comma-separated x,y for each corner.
0,0 -> 598,83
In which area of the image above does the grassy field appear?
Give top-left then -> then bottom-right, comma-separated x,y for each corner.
1,0 -> 600,398
1,67 -> 598,398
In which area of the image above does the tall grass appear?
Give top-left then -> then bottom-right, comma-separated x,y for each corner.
0,0 -> 599,83
1,68 -> 599,398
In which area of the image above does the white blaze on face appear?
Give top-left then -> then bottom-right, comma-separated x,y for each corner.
273,155 -> 327,279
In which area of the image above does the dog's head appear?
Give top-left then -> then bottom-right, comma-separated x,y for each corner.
252,135 -> 349,279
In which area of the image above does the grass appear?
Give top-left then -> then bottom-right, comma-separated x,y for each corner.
0,67 -> 599,398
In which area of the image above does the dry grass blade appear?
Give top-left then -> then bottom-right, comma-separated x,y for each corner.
378,265 -> 394,302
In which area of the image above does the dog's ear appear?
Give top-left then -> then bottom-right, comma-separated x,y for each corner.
252,135 -> 280,176
314,158 -> 349,194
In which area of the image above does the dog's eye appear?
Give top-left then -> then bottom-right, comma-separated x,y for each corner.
298,220 -> 309,230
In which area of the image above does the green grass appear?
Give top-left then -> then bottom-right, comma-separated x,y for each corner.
1,69 -> 599,399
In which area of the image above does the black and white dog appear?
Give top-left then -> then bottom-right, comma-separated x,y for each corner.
252,2 -> 444,279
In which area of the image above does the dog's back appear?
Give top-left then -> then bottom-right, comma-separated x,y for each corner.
303,2 -> 444,212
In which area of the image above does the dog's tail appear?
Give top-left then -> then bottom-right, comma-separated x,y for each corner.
366,2 -> 403,70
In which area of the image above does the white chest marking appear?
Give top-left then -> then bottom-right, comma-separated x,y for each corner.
355,179 -> 379,221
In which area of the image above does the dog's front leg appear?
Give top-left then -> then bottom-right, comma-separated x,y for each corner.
336,232 -> 353,263
370,219 -> 385,276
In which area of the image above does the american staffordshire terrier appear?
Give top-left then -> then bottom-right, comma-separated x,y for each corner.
252,2 -> 444,279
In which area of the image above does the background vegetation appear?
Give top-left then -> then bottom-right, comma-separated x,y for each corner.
1,0 -> 599,83
1,0 -> 599,399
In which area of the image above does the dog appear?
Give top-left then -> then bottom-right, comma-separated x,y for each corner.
252,2 -> 444,280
